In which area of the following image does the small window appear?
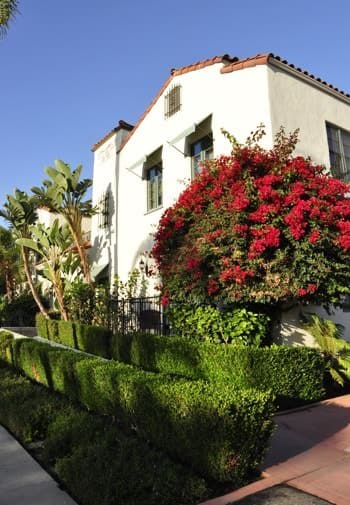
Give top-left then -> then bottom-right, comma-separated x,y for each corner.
326,123 -> 350,182
191,134 -> 213,177
164,85 -> 181,119
98,191 -> 110,228
147,165 -> 162,211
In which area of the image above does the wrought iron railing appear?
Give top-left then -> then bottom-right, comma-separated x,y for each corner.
107,296 -> 169,335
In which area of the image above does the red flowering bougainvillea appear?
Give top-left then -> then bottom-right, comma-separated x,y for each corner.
152,126 -> 350,307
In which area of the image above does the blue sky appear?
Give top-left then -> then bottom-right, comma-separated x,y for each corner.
1,0 -> 349,222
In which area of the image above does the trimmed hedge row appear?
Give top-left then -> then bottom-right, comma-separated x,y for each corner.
0,365 -> 210,505
36,313 -> 111,358
111,333 -> 326,408
0,333 -> 275,483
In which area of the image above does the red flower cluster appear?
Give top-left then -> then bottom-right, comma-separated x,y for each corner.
152,128 -> 350,305
248,226 -> 280,259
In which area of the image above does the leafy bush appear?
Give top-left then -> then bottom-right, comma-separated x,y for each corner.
0,334 -> 275,482
152,127 -> 350,307
166,304 -> 269,345
0,366 -> 209,505
111,332 -> 325,408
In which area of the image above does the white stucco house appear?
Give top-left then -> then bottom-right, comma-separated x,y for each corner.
89,52 -> 350,339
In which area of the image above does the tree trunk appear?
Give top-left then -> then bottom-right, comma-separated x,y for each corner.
4,261 -> 14,302
71,227 -> 92,285
21,247 -> 50,319
54,284 -> 69,321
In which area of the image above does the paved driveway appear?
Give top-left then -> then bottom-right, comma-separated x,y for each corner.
200,394 -> 350,505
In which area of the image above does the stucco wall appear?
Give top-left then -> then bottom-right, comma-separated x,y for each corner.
267,64 -> 350,167
117,63 -> 273,287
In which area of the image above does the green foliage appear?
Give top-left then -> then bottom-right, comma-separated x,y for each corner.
0,330 -> 13,363
0,189 -> 49,318
0,291 -> 45,326
31,159 -> 94,284
0,225 -> 21,299
36,313 -> 112,358
64,281 -> 110,327
36,312 -> 48,339
166,304 -> 269,346
0,366 -> 209,505
113,269 -> 148,299
0,0 -> 19,37
303,314 -> 350,386
0,334 -> 275,482
74,322 -> 111,358
111,332 -> 325,408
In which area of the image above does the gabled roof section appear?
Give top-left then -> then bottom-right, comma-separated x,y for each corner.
111,52 -> 350,154
221,53 -> 350,101
118,54 -> 238,153
92,119 -> 134,152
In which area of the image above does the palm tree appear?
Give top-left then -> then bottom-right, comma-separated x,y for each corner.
32,160 -> 94,284
0,190 -> 50,318
0,0 -> 19,37
17,220 -> 81,321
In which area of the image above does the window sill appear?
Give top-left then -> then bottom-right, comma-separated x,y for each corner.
144,206 -> 163,216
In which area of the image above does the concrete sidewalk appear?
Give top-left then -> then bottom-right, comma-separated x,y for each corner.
0,426 -> 77,505
200,394 -> 350,505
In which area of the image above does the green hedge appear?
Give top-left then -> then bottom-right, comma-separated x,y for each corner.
0,334 -> 275,483
0,366 -> 209,505
36,313 -> 111,358
111,332 -> 325,408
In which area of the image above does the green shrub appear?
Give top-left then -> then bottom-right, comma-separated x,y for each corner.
0,334 -> 275,482
55,431 -> 209,505
36,314 -> 111,359
47,318 -> 59,341
111,332 -> 325,408
0,330 -> 14,363
0,367 -> 67,443
74,323 -> 111,358
166,304 -> 269,346
36,313 -> 48,339
0,366 -> 209,505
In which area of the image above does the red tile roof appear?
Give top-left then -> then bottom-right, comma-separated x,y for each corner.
221,53 -> 350,99
93,53 -> 349,154
91,119 -> 134,152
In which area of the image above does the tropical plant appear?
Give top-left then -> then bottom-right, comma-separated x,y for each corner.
303,313 -> 350,386
152,126 -> 350,309
32,160 -> 94,284
0,190 -> 49,318
0,0 -> 19,37
17,220 -> 81,321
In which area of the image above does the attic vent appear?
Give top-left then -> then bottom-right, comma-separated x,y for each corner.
164,84 -> 181,119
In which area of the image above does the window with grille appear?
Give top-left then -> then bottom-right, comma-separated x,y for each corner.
164,84 -> 181,119
326,123 -> 350,182
98,191 -> 110,228
147,164 -> 162,211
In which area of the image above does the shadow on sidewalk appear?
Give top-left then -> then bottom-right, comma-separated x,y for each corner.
263,397 -> 350,469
